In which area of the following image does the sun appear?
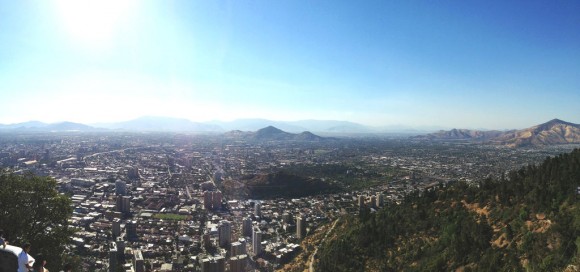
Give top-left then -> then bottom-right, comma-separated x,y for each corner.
53,0 -> 137,51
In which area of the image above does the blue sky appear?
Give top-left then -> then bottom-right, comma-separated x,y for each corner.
0,0 -> 579,129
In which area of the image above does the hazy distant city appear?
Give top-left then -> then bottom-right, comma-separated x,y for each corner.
1,118 -> 578,271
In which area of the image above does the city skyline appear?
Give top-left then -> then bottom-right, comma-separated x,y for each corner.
1,1 -> 579,130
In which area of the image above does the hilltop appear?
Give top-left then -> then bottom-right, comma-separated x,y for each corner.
224,126 -> 326,141
315,149 -> 580,271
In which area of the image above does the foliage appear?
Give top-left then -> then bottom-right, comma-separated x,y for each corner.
0,170 -> 74,271
152,213 -> 189,221
316,149 -> 580,271
239,171 -> 339,199
279,163 -> 397,190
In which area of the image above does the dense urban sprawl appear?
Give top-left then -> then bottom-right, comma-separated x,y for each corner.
1,132 -> 577,271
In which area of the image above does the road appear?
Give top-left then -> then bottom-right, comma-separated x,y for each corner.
309,218 -> 340,272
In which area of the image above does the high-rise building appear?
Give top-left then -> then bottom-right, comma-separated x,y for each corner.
229,256 -> 241,272
202,232 -> 211,248
358,195 -> 365,208
231,241 -> 242,256
282,212 -> 292,224
116,196 -> 131,214
115,237 -> 125,260
212,191 -> 222,210
231,238 -> 247,256
199,257 -> 211,272
200,257 -> 211,272
242,217 -> 252,238
109,242 -> 118,272
133,249 -> 144,272
126,220 -> 138,242
200,255 -> 225,272
229,254 -> 248,272
376,193 -> 384,207
112,218 -> 121,237
239,238 -> 247,253
215,256 -> 225,272
203,191 -> 212,210
370,195 -> 376,208
254,202 -> 261,217
115,196 -> 123,212
252,227 -> 262,256
127,167 -> 140,180
123,196 -> 131,214
218,220 -> 231,248
296,215 -> 306,239
203,190 -> 223,210
115,180 -> 127,196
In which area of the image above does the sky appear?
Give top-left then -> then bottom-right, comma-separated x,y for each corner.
0,1 -> 579,130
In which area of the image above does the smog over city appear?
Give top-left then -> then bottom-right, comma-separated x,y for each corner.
1,1 -> 579,272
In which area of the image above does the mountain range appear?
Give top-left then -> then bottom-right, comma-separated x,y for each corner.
92,117 -> 372,133
2,117 -> 580,147
208,118 -> 380,133
0,121 -> 96,132
0,116 -> 434,134
415,119 -> 580,147
93,116 -> 221,132
413,128 -> 506,140
492,119 -> 580,147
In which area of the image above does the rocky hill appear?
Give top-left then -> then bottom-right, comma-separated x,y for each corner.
254,126 -> 294,140
224,126 -> 325,141
415,119 -> 580,147
414,128 -> 505,140
493,119 -> 580,147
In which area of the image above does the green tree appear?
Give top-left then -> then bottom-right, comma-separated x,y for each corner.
0,170 -> 74,271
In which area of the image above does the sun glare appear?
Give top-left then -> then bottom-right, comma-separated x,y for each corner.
54,0 -> 137,51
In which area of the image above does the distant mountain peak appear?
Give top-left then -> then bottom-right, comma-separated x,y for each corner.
548,118 -> 565,123
534,118 -> 577,130
497,119 -> 580,147
414,119 -> 580,147
413,128 -> 504,140
225,126 -> 325,141
47,121 -> 94,130
257,126 -> 284,133
254,126 -> 291,140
